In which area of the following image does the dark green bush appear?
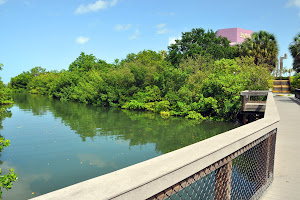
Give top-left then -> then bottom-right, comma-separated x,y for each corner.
291,74 -> 300,92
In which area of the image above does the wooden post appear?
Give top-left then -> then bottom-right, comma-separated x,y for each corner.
243,114 -> 247,125
241,95 -> 246,111
215,161 -> 232,200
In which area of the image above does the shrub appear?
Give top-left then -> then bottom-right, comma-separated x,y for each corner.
291,73 -> 300,92
122,100 -> 145,110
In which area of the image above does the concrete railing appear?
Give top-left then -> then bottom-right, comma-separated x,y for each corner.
33,91 -> 279,200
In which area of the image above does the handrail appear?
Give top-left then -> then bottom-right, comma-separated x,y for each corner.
241,90 -> 269,96
241,90 -> 269,113
33,91 -> 279,200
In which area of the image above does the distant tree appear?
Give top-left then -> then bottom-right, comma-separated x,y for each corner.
0,64 -> 12,108
10,71 -> 32,90
69,52 -> 112,72
122,50 -> 167,89
289,33 -> 300,73
167,28 -> 238,65
30,66 -> 46,77
159,50 -> 167,60
10,67 -> 46,90
69,52 -> 98,72
239,30 -> 278,71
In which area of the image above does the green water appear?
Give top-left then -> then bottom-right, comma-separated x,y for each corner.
0,93 -> 239,199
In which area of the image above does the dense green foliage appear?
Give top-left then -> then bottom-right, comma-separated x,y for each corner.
289,33 -> 300,73
0,64 -> 17,198
0,82 -> 13,118
0,142 -> 18,198
9,67 -> 47,91
0,64 -> 13,118
167,28 -> 238,65
239,31 -> 278,72
10,50 -> 272,121
291,73 -> 300,92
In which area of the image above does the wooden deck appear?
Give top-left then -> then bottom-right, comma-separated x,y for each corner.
262,94 -> 300,199
241,90 -> 268,113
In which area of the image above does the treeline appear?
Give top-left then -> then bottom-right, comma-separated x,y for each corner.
9,28 -> 275,121
289,32 -> 300,90
0,63 -> 13,118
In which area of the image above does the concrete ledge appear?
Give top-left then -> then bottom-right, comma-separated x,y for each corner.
32,91 -> 279,200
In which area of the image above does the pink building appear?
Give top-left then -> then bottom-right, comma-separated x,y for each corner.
216,28 -> 254,46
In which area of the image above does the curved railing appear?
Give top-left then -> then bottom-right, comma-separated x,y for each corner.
33,90 -> 279,200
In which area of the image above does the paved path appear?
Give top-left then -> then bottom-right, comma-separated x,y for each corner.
262,95 -> 300,200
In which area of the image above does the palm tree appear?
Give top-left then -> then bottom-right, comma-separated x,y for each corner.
239,31 -> 279,71
289,33 -> 300,73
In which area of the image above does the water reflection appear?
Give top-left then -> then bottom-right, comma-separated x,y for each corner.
0,93 -> 239,199
12,93 -> 239,154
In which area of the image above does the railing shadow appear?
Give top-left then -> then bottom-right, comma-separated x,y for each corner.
288,97 -> 300,106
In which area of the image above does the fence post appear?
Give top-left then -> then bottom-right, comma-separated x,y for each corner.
215,161 -> 232,200
264,136 -> 271,183
267,130 -> 277,181
241,95 -> 246,111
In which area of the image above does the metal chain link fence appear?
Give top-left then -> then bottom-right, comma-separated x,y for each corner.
148,129 -> 277,200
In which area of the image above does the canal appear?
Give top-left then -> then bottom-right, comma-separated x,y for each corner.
0,93 -> 239,199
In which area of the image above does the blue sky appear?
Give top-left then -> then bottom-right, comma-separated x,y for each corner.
0,0 -> 299,83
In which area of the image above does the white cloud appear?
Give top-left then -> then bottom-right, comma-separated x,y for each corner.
110,0 -> 118,6
115,24 -> 132,31
168,36 -> 181,45
129,29 -> 140,40
0,0 -> 6,5
157,28 -> 169,34
287,0 -> 300,16
75,0 -> 118,14
156,23 -> 166,29
76,36 -> 90,44
77,154 -> 117,168
287,0 -> 300,7
155,23 -> 169,34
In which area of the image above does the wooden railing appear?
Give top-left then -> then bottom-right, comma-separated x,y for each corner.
241,90 -> 269,113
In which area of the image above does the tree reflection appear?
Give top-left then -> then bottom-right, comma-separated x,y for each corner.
12,93 -> 239,154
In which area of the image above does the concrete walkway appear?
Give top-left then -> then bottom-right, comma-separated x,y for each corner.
262,94 -> 300,200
